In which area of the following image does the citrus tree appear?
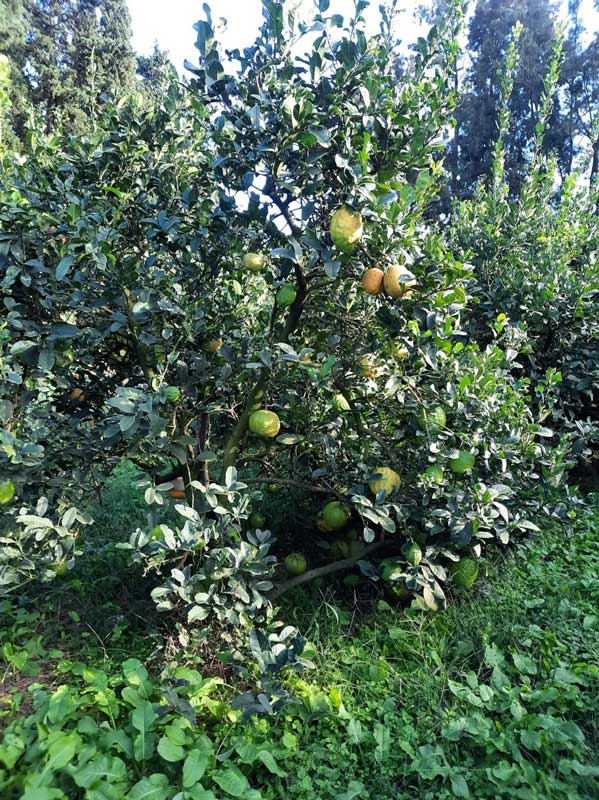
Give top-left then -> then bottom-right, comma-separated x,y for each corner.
0,1 -> 570,638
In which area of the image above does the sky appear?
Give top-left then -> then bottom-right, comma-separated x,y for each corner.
128,0 -> 599,74
127,0 -> 420,72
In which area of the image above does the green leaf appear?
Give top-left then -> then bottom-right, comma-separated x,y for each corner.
450,774 -> 470,798
334,782 -> 365,800
257,750 -> 286,778
131,701 -> 156,732
183,747 -> 209,787
47,731 -> 81,770
10,340 -> 37,355
157,735 -> 185,762
185,788 -> 216,800
55,255 -> 75,280
21,790 -> 66,800
127,773 -> 170,800
212,764 -> 250,797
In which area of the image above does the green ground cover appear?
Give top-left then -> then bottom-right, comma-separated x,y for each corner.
0,467 -> 597,799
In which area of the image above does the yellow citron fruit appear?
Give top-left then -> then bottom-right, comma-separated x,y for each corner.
361,268 -> 384,295
169,476 -> 186,499
330,206 -> 363,254
391,343 -> 409,361
369,466 -> 401,496
383,264 -> 417,299
359,354 -> 378,379
202,337 -> 223,353
243,252 -> 265,272
249,410 -> 281,438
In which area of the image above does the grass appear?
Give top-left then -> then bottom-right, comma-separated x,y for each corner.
0,467 -> 597,798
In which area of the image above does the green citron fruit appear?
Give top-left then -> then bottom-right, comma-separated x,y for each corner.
330,206 -> 363,254
330,539 -> 350,560
333,393 -> 351,412
249,511 -> 266,529
449,557 -> 479,588
249,410 -> 281,438
369,466 -> 401,496
276,284 -> 297,307
418,405 -> 447,434
405,543 -> 422,567
0,480 -> 15,504
390,579 -> 412,600
449,451 -> 476,474
285,552 -> 307,576
316,510 -> 333,532
150,525 -> 163,542
322,500 -> 351,530
164,386 -> 181,403
380,558 -> 403,582
424,464 -> 444,484
243,252 -> 265,272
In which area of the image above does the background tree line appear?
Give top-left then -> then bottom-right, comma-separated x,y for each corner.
0,0 -> 169,141
421,0 -> 599,199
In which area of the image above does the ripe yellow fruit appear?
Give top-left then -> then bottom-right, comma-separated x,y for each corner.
383,264 -> 417,299
369,466 -> 401,496
358,354 -> 378,379
202,337 -> 223,353
169,476 -> 186,499
249,410 -> 281,438
330,207 -> 363,254
243,252 -> 266,272
361,268 -> 384,295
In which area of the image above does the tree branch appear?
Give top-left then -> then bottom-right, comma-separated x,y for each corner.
270,541 -> 386,600
243,476 -> 343,497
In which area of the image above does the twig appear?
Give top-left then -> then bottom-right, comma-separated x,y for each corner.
271,542 -> 386,600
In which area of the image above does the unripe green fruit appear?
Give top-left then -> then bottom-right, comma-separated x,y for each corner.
285,552 -> 307,576
333,393 -> 351,412
380,558 -> 403,582
424,464 -> 444,484
449,451 -> 476,474
243,252 -> 265,272
0,480 -> 15,504
390,579 -> 412,600
276,284 -> 297,307
330,539 -> 350,560
405,543 -> 422,567
321,500 -> 351,531
164,386 -> 181,403
249,410 -> 281,438
150,525 -> 163,541
448,557 -> 479,588
418,405 -> 447,434
249,511 -> 266,529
